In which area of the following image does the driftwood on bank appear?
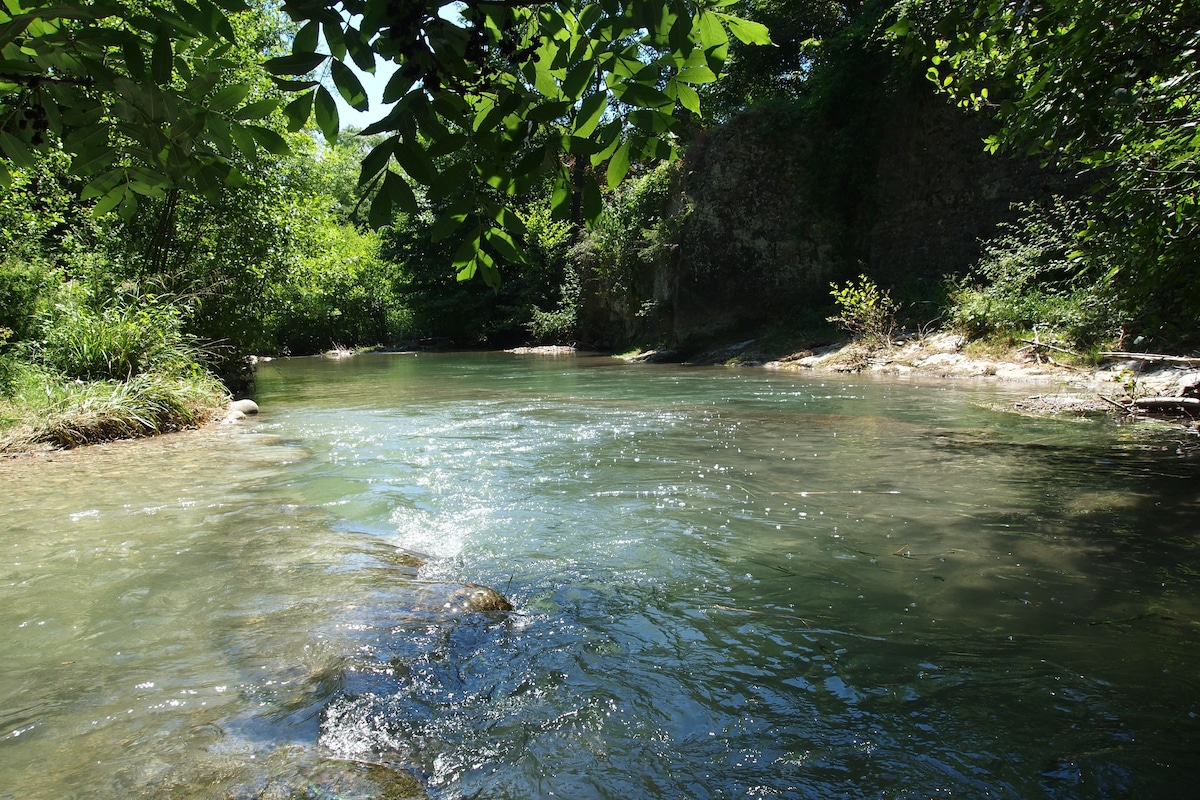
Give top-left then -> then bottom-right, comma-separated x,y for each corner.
1100,351 -> 1200,365
1131,396 -> 1200,411
1096,394 -> 1200,415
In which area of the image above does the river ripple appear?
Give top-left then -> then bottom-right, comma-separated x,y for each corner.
3,352 -> 1199,799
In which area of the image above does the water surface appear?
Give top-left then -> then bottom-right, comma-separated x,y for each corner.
3,352 -> 1199,798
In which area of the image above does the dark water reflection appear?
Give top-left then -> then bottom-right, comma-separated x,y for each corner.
3,352 -> 1199,799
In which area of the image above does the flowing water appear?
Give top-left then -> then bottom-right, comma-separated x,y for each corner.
3,352 -> 1200,799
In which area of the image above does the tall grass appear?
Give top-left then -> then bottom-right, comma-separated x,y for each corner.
0,367 -> 228,452
0,278 -> 229,453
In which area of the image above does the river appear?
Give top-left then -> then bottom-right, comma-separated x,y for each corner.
2,352 -> 1199,799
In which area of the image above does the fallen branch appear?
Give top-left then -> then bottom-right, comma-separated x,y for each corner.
1096,394 -> 1133,414
1018,339 -> 1078,356
1130,396 -> 1200,412
1100,351 -> 1200,365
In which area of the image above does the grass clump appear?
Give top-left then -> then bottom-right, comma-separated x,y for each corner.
0,365 -> 227,452
0,276 -> 229,453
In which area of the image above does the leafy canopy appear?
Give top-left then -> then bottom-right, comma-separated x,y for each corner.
1,0 -> 772,287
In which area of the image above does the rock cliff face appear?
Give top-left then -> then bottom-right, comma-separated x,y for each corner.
584,83 -> 1074,348
863,87 -> 1071,289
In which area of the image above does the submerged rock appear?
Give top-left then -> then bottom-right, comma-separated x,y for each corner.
414,582 -> 513,613
253,758 -> 424,799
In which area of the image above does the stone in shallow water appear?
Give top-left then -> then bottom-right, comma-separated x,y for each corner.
413,582 -> 513,613
256,759 -> 425,800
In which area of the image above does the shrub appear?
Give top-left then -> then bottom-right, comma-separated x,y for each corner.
947,199 -> 1119,348
0,258 -> 54,343
827,274 -> 899,346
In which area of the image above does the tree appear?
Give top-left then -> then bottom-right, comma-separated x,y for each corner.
2,0 -> 772,286
887,0 -> 1200,340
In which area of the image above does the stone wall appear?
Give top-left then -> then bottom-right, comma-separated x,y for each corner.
864,87 -> 1071,287
661,84 -> 1074,345
672,106 -> 839,343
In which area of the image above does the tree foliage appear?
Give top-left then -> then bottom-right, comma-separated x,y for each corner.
887,0 -> 1200,339
2,0 -> 772,287
0,0 -> 292,215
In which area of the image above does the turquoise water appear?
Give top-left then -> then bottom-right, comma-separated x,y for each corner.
3,352 -> 1200,798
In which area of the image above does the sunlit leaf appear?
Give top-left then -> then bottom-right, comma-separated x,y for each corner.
606,139 -> 632,186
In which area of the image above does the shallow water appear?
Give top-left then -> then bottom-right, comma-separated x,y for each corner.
3,352 -> 1200,799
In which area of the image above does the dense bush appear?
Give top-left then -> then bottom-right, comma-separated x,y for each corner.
947,199 -> 1118,348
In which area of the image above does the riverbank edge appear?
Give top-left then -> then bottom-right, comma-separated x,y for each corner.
611,332 -> 1200,428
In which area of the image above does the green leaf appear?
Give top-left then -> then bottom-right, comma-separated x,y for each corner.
247,125 -> 290,155
382,68 -> 412,103
344,27 -> 376,73
426,132 -> 467,158
358,136 -> 395,186
562,61 -> 593,100
617,81 -> 673,109
313,85 -> 339,144
528,100 -> 573,124
696,10 -> 729,49
330,59 -> 369,112
0,130 -> 35,168
513,146 -> 549,178
152,33 -> 173,85
122,39 -> 147,80
392,139 -> 436,186
431,204 -> 471,242
573,91 -> 607,137
91,184 -> 127,217
606,139 -> 631,187
550,176 -> 572,219
717,13 -> 772,46
229,122 -> 257,158
477,250 -> 500,290
491,203 -> 528,239
232,97 -> 281,120
208,81 -> 251,112
452,229 -> 482,267
263,51 -> 327,75
283,90 -> 313,132
369,183 -> 393,228
270,77 -> 319,92
485,227 -> 524,264
293,20 -> 319,55
383,169 -> 417,214
677,65 -> 717,84
676,81 -> 700,115
428,160 -> 472,200
322,20 -> 347,60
